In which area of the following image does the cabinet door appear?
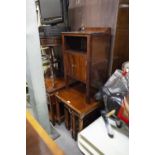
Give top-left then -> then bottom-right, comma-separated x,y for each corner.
64,53 -> 87,83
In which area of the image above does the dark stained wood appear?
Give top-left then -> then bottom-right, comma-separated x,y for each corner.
55,84 -> 100,116
62,27 -> 111,35
64,106 -> 71,130
54,84 -> 101,140
48,94 -> 64,125
45,77 -> 66,93
40,36 -> 61,47
112,0 -> 129,72
62,28 -> 111,101
79,118 -> 84,132
55,97 -> 64,124
64,52 -> 87,83
26,112 -> 64,155
45,77 -> 66,125
86,35 -> 91,102
47,94 -> 56,125
71,112 -> 77,140
91,34 -> 111,87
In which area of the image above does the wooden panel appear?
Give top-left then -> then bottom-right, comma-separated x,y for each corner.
48,94 -> 56,125
112,0 -> 129,72
64,52 -> 87,83
91,35 -> 111,87
117,6 -> 129,29
114,29 -> 129,59
40,37 -> 61,46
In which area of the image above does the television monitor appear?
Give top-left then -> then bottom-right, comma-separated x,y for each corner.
39,0 -> 69,25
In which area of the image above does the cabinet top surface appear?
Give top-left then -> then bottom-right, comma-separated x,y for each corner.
62,31 -> 110,36
62,27 -> 111,36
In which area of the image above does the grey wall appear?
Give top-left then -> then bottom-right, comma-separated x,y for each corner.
68,0 -> 119,75
26,0 -> 51,134
69,0 -> 119,34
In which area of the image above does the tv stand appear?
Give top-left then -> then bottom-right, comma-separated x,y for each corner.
39,25 -> 68,38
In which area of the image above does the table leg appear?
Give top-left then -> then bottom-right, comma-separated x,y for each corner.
64,107 -> 70,130
71,112 -> 77,140
79,118 -> 84,132
49,95 -> 56,126
55,99 -> 61,124
65,75 -> 70,88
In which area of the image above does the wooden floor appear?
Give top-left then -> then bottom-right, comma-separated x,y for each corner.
27,120 -> 53,155
26,112 -> 64,155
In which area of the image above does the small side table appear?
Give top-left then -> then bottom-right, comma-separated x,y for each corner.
55,84 -> 101,140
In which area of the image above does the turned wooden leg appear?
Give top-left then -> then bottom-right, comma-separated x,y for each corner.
79,118 -> 84,132
49,95 -> 56,126
50,103 -> 55,126
64,107 -> 70,130
71,112 -> 77,140
55,99 -> 61,124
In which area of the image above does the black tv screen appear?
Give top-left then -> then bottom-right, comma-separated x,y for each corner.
39,0 -> 63,25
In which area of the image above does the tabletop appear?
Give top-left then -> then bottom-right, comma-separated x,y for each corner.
55,84 -> 101,117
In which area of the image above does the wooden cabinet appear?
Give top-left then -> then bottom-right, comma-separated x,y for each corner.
111,0 -> 129,72
62,28 -> 111,100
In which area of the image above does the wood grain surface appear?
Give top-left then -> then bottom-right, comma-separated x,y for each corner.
26,112 -> 64,155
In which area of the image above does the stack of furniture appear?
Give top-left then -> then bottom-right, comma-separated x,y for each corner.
46,27 -> 112,140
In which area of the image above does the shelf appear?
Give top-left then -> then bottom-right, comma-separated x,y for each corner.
64,36 -> 87,52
